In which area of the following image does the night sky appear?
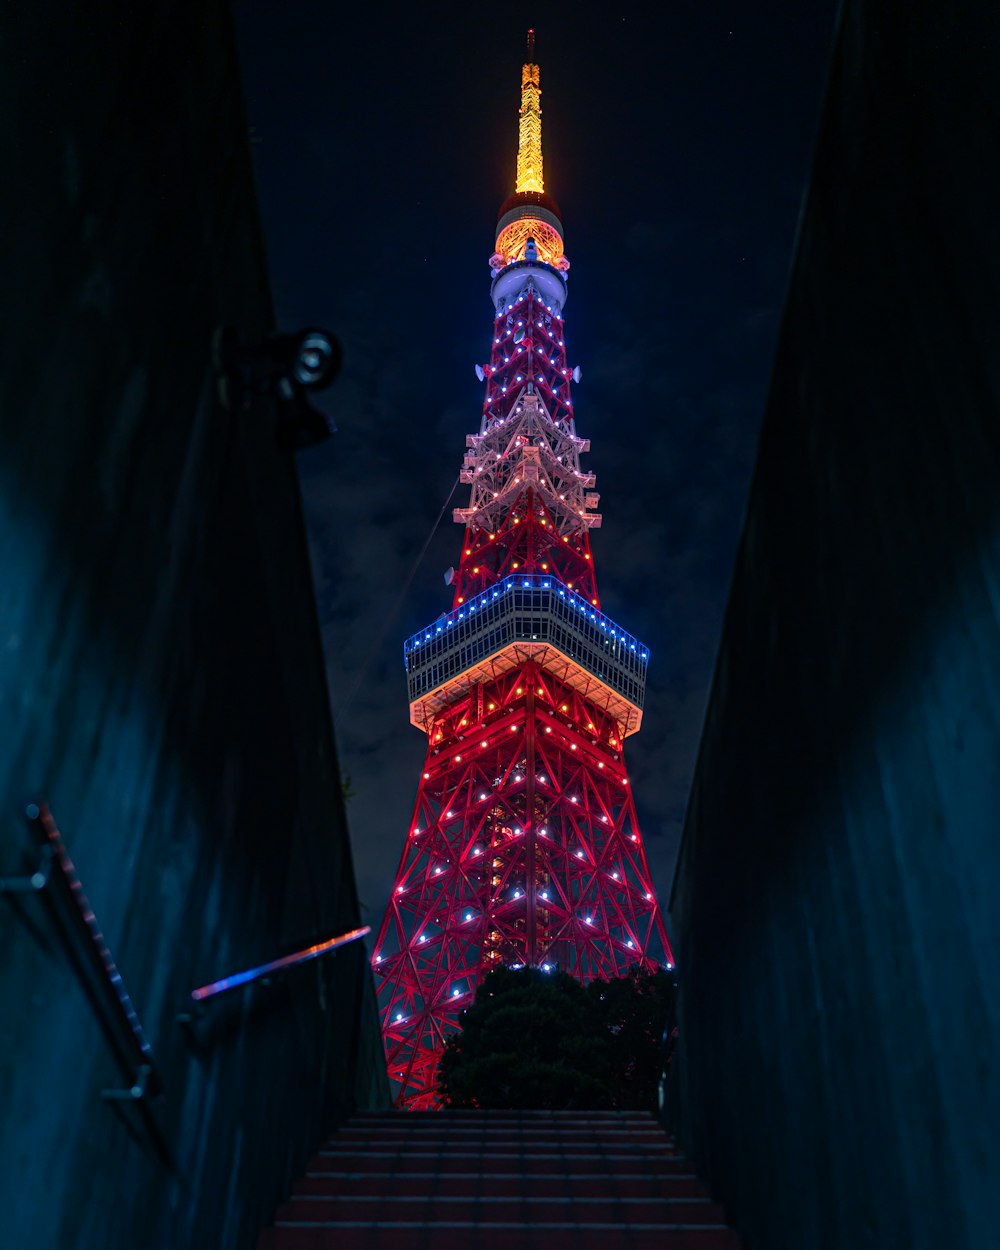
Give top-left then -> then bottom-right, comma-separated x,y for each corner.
233,2 -> 837,934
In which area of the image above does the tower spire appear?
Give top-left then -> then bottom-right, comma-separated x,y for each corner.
515,29 -> 544,194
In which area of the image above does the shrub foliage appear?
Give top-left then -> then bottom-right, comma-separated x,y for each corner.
438,965 -> 675,1110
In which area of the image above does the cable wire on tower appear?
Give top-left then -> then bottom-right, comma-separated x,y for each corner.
334,475 -> 461,720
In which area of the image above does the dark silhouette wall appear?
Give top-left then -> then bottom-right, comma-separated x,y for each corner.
669,4 -> 1000,1248
0,6 -> 386,1250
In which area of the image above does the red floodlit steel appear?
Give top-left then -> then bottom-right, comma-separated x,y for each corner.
371,37 -> 673,1109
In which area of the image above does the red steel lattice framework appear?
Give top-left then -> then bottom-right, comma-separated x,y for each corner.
372,32 -> 673,1109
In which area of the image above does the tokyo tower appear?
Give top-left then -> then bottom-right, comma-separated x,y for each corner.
372,31 -> 673,1109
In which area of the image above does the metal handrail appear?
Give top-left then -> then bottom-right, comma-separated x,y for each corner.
2,803 -> 371,1100
189,925 -> 371,1002
1,802 -> 163,1103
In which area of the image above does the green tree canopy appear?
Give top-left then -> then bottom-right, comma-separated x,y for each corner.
438,965 -> 675,1110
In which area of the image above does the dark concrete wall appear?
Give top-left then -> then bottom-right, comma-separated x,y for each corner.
669,4 -> 1000,1248
0,6 -> 387,1250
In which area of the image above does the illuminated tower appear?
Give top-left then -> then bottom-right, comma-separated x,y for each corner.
372,31 -> 673,1109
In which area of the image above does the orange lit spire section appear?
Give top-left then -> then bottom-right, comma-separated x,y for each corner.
515,31 -> 544,194
493,216 -> 565,268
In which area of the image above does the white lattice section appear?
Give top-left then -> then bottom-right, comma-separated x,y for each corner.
453,391 -> 601,535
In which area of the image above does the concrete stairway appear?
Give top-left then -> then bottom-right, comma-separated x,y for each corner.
257,1109 -> 742,1249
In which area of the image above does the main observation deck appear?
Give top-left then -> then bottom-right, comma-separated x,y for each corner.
404,575 -> 649,735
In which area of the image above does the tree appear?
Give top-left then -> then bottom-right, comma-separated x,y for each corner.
438,965 -> 675,1110
588,967 -> 676,1111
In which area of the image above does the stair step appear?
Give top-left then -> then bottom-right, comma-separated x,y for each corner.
324,1140 -> 681,1156
342,1120 -> 664,1133
335,1135 -> 670,1145
294,1173 -> 708,1199
347,1115 -> 660,1125
258,1224 -> 742,1249
342,1122 -> 663,1129
277,1196 -> 723,1224
309,1151 -> 693,1176
335,1124 -> 668,1136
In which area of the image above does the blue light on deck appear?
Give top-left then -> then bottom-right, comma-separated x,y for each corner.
402,573 -> 649,670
